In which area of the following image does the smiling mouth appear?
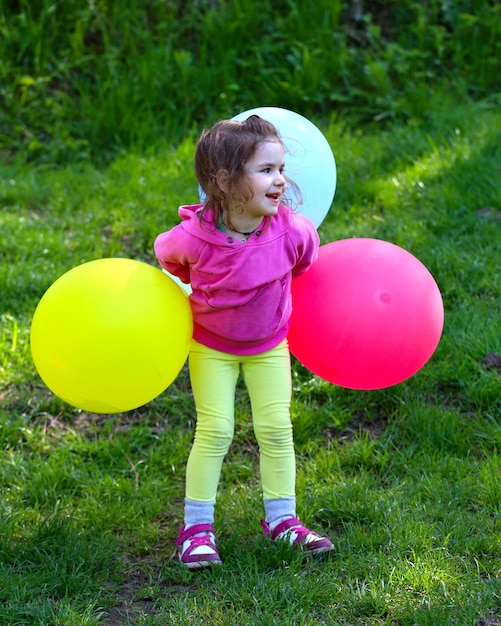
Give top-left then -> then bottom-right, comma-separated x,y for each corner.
266,193 -> 281,200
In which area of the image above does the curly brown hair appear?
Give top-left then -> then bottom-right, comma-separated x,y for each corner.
194,115 -> 299,229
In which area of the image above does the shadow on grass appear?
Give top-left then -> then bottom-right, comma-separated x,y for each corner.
0,516 -> 118,623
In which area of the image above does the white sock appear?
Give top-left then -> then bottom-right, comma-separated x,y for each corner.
184,498 -> 215,528
264,497 -> 296,531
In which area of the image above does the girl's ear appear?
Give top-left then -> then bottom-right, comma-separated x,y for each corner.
216,169 -> 230,193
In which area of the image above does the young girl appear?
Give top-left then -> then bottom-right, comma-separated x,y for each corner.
154,115 -> 333,569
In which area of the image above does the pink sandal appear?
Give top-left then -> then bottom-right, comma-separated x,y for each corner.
261,517 -> 334,555
175,523 -> 222,570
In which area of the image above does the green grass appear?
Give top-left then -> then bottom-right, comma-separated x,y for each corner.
1,93 -> 501,624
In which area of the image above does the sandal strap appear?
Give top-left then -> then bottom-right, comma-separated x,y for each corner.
175,523 -> 216,546
175,523 -> 222,567
263,517 -> 306,541
260,518 -> 272,536
262,517 -> 333,551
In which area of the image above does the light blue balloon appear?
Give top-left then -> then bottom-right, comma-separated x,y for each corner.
231,107 -> 336,229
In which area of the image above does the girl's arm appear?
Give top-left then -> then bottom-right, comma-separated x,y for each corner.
154,228 -> 192,284
290,214 -> 320,278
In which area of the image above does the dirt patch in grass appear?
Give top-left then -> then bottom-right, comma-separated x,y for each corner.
105,568 -> 157,625
104,558 -> 197,625
480,353 -> 501,375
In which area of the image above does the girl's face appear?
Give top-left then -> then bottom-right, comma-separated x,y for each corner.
238,139 -> 286,220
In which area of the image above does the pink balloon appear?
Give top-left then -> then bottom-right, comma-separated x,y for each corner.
288,239 -> 444,390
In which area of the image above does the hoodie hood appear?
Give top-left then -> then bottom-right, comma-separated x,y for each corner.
176,203 -> 295,246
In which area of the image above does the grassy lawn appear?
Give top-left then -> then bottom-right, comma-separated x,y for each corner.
1,93 -> 500,625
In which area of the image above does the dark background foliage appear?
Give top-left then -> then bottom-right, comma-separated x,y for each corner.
1,0 -> 500,164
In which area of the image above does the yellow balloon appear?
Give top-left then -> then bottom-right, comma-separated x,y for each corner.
30,258 -> 193,413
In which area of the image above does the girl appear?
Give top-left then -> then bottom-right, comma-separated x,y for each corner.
154,115 -> 333,569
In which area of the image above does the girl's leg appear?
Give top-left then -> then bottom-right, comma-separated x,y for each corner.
242,341 -> 297,526
176,342 -> 240,568
243,342 -> 334,555
185,341 -> 240,511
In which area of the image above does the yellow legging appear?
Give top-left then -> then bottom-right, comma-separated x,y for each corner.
186,339 -> 296,503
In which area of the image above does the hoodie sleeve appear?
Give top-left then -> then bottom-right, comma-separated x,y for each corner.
289,213 -> 320,278
154,225 -> 193,284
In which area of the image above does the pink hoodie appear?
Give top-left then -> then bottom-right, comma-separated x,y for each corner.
154,203 -> 319,355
